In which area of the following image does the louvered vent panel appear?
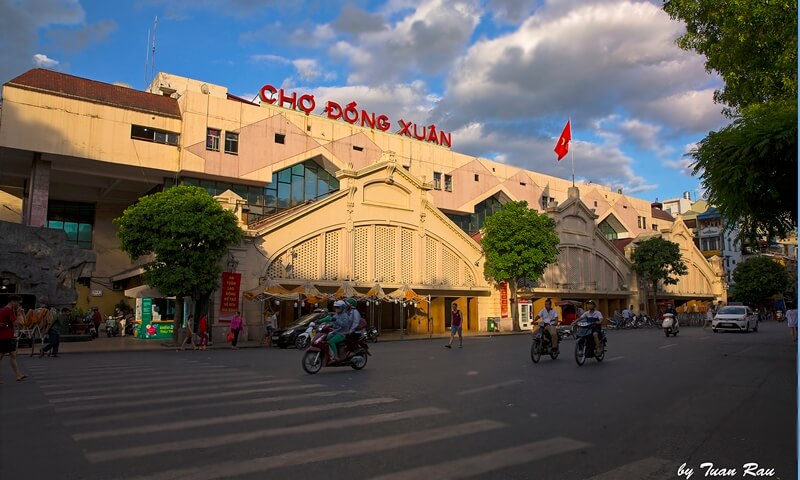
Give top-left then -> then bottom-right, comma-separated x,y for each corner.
294,238 -> 318,279
400,229 -> 414,284
323,231 -> 339,280
442,248 -> 459,286
424,236 -> 437,284
353,227 -> 369,281
267,258 -> 286,278
375,226 -> 396,283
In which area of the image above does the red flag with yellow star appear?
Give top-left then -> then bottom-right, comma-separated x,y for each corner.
554,120 -> 571,161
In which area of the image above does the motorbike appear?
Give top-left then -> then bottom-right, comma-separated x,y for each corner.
661,313 -> 679,337
574,320 -> 606,366
530,323 -> 559,363
302,324 -> 370,374
105,316 -> 120,337
366,326 -> 379,343
294,322 -> 317,349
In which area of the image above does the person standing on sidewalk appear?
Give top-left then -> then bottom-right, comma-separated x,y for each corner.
786,308 -> 797,343
178,314 -> 197,351
230,311 -> 243,350
198,314 -> 209,350
0,295 -> 27,382
40,307 -> 64,357
445,303 -> 463,349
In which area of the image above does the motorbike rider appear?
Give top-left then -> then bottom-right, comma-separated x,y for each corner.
577,300 -> 604,356
535,298 -> 559,353
328,300 -> 351,362
345,298 -> 364,336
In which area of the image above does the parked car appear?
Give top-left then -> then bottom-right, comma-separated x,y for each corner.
712,305 -> 758,333
272,309 -> 331,348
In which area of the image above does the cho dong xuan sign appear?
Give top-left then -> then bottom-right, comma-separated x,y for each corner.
259,84 -> 452,148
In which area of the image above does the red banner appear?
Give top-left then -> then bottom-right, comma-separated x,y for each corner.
500,282 -> 509,318
219,272 -> 242,322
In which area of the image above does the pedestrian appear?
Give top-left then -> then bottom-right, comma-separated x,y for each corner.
198,314 -> 209,350
0,295 -> 28,382
703,301 -> 714,329
262,310 -> 277,347
230,311 -> 243,350
90,306 -> 102,337
178,314 -> 197,351
786,308 -> 797,343
40,307 -> 64,357
445,303 -> 463,349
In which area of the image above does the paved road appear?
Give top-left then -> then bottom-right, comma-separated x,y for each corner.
0,322 -> 795,480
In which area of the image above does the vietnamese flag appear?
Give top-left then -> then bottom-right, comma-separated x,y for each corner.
554,120 -> 571,161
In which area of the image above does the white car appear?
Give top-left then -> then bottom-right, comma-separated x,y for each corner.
712,305 -> 758,333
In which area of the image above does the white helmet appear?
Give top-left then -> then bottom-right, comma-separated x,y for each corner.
333,300 -> 347,309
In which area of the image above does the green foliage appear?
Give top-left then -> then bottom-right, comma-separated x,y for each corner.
731,256 -> 789,306
481,201 -> 560,285
690,101 -> 797,241
663,0 -> 797,115
663,0 -> 798,240
631,237 -> 688,287
114,185 -> 244,298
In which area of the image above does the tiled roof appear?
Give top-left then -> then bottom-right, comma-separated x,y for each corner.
611,238 -> 634,254
5,68 -> 181,119
651,207 -> 675,222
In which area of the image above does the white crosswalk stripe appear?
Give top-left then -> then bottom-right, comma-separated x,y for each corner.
585,457 -> 672,479
42,371 -> 261,395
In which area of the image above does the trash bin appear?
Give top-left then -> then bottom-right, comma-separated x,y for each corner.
487,317 -> 499,332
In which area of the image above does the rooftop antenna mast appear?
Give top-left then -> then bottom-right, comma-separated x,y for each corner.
144,27 -> 150,89
150,16 -> 158,84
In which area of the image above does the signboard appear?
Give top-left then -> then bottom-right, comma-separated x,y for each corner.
499,282 -> 509,318
219,272 -> 242,322
259,84 -> 452,147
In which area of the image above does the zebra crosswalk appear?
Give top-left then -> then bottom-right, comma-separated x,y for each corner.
23,360 -> 674,480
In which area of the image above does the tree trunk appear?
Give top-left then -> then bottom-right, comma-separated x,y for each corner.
510,278 -> 520,332
173,297 -> 184,343
651,280 -> 658,319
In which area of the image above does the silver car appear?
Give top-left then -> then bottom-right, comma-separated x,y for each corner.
712,305 -> 758,333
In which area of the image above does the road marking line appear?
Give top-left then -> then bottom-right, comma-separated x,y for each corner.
117,420 -> 504,480
605,356 -> 624,362
42,371 -> 260,395
369,437 -> 590,480
73,397 -> 399,440
30,366 -> 157,377
585,457 -> 672,479
63,390 -> 357,427
38,370 -> 259,389
659,344 -> 678,349
57,383 -> 323,413
86,407 -> 448,463
48,378 -> 296,403
458,379 -> 524,395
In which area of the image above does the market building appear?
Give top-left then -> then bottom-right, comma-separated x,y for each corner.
0,68 -> 726,338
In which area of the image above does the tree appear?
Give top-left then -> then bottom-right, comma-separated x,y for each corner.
481,201 -> 560,331
630,237 -> 688,315
731,256 -> 789,307
663,1 -> 798,241
114,185 -> 244,340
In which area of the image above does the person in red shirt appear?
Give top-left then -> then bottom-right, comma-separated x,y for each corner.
197,314 -> 209,350
0,295 -> 27,382
90,307 -> 102,336
445,303 -> 463,349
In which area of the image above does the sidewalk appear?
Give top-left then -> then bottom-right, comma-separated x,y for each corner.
22,329 -> 530,354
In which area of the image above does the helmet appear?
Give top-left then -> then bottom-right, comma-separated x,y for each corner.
345,298 -> 358,308
333,300 -> 347,309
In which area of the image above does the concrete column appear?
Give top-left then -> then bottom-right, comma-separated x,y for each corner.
23,153 -> 51,227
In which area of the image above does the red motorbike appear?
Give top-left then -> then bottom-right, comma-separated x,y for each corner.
302,324 -> 370,374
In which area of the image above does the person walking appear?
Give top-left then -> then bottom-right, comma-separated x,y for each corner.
703,301 -> 715,329
197,314 -> 209,350
262,310 -> 277,347
230,311 -> 244,350
40,307 -> 64,357
90,306 -> 102,337
0,295 -> 27,382
178,314 -> 197,351
445,303 -> 463,349
786,308 -> 797,343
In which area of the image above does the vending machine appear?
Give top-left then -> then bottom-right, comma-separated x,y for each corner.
518,299 -> 533,330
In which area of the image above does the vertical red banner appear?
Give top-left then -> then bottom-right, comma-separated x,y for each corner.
499,281 -> 509,318
219,272 -> 242,322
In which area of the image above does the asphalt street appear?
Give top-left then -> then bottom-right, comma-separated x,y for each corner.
0,321 -> 795,480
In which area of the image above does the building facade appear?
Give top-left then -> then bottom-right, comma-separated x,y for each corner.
0,69 -> 726,335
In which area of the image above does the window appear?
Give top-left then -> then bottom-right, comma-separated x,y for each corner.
474,174 -> 480,182
444,174 -> 452,192
445,196 -> 504,234
275,133 -> 286,144
47,200 -> 94,249
206,128 -> 220,151
520,182 -> 526,186
224,132 -> 239,155
353,146 -> 364,152
541,196 -> 555,209
594,201 -> 598,207
433,172 -> 442,190
652,224 -> 658,231
598,219 -> 618,241
131,125 -> 179,146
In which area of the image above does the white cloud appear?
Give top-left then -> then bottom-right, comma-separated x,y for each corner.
32,53 -> 60,68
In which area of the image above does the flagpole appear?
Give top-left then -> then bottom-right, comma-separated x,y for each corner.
570,117 -> 575,187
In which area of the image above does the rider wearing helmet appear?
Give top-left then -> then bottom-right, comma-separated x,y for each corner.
576,300 -> 604,356
345,298 -> 364,335
535,298 -> 559,353
328,300 -> 351,361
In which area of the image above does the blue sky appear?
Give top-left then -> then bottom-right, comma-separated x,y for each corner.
1,0 -> 729,203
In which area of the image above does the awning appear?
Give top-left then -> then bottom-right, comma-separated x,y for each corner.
124,284 -> 166,298
111,266 -> 145,283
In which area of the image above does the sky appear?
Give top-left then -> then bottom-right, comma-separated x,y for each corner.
0,0 -> 730,204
